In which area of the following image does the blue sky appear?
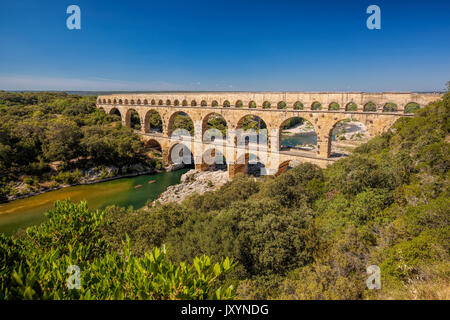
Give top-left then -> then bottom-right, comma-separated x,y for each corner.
0,0 -> 449,92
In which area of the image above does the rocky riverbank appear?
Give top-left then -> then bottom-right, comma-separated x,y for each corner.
283,122 -> 315,135
152,169 -> 229,205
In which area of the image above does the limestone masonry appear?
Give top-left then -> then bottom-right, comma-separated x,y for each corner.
97,92 -> 441,177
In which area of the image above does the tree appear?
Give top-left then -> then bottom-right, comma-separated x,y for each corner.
42,118 -> 82,162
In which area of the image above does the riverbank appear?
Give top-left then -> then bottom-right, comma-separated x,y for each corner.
283,122 -> 315,135
0,169 -> 189,234
1,164 -> 161,204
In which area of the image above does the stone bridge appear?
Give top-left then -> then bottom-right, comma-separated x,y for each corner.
96,92 -> 440,177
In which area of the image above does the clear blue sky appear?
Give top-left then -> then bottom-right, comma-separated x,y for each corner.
0,0 -> 449,92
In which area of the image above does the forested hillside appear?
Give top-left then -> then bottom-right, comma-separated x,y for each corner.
0,91 -> 448,299
0,92 -> 159,202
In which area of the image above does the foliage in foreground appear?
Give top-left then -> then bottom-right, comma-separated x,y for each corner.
0,201 -> 236,300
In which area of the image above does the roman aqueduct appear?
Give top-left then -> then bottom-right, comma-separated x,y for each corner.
96,92 -> 441,178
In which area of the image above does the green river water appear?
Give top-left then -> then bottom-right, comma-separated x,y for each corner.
0,169 -> 189,235
0,132 -> 319,235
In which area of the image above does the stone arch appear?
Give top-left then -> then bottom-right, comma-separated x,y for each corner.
201,100 -> 207,107
130,99 -> 135,105
345,102 -> 358,111
168,143 -> 194,166
328,117 -> 368,157
236,114 -> 268,131
293,101 -> 304,110
125,108 -> 141,130
124,99 -> 129,105
151,99 -> 156,105
107,99 -> 112,104
235,100 -> 243,108
363,102 -> 377,112
211,100 -> 219,107
98,107 -> 105,113
102,99 -> 106,104
248,101 -> 256,108
174,99 -> 180,106
109,107 -> 122,119
191,100 -> 197,107
158,99 -> 164,106
97,98 -> 102,104
144,109 -> 163,133
202,112 -> 228,139
223,100 -> 230,108
262,101 -> 271,109
405,102 -> 420,113
275,160 -> 301,176
236,114 -> 268,147
279,116 -> 317,152
143,99 -> 148,105
166,99 -> 171,106
328,102 -> 340,111
311,101 -> 322,110
182,99 -> 188,106
136,99 -> 141,105
145,139 -> 162,152
119,99 -> 123,104
167,111 -> 194,137
383,103 -> 398,112
277,101 -> 287,109
113,99 -> 117,104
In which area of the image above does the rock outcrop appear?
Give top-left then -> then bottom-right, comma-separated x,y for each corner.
153,169 -> 229,205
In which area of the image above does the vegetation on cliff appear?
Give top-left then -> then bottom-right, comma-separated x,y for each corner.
0,92 -> 159,201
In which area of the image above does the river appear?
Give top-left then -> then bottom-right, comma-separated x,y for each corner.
0,169 -> 189,235
0,132 -> 323,235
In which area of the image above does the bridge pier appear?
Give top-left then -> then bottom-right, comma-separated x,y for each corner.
228,163 -> 247,179
195,162 -> 210,171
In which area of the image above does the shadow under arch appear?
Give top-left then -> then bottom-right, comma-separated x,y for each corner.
144,109 -> 163,133
202,112 -> 228,140
167,111 -> 194,137
363,102 -> 377,112
275,160 -> 301,176
145,139 -> 162,152
235,114 -> 268,148
109,107 -> 122,121
383,102 -> 398,112
405,102 -> 420,113
125,108 -> 141,130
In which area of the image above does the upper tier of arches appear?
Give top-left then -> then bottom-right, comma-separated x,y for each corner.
97,93 -> 440,114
